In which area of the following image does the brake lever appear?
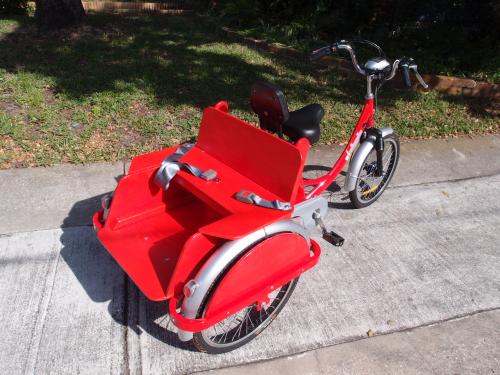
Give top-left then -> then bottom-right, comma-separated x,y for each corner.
410,66 -> 429,89
310,45 -> 335,63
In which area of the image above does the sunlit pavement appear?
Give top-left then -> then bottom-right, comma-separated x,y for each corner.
1,134 -> 499,374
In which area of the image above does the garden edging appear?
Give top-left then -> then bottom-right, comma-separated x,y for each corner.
220,26 -> 499,107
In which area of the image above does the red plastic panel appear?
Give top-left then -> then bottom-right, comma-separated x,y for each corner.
213,100 -> 229,112
128,145 -> 177,174
173,146 -> 293,239
166,232 -> 222,298
96,194 -> 222,301
168,239 -> 321,332
176,147 -> 286,214
204,233 -> 315,318
198,210 -> 287,240
196,107 -> 306,203
94,158 -> 225,301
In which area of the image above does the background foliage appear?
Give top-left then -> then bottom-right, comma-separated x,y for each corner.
203,0 -> 500,82
0,0 -> 27,15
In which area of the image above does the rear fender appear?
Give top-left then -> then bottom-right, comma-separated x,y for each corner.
344,128 -> 393,192
175,220 -> 310,341
204,232 -> 312,318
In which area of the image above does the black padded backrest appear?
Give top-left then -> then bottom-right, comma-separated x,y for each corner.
250,82 -> 290,135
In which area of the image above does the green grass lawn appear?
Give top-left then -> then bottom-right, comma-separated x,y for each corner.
0,14 -> 498,169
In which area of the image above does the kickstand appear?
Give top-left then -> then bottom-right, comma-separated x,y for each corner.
313,212 -> 345,247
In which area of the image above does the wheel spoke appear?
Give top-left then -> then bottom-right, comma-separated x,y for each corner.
199,281 -> 296,350
356,139 -> 397,202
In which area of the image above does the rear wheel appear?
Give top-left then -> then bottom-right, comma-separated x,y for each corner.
349,134 -> 400,208
192,277 -> 299,354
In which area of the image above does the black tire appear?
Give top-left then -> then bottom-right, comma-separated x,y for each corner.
349,133 -> 400,208
192,277 -> 299,354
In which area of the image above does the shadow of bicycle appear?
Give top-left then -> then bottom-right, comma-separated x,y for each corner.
303,164 -> 353,209
59,193 -> 197,352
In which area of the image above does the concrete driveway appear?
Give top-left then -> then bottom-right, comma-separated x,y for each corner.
1,135 -> 499,374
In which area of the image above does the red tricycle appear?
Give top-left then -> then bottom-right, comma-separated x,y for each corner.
94,40 -> 427,353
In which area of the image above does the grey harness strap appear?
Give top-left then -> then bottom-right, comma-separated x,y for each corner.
154,143 -> 217,190
235,190 -> 292,211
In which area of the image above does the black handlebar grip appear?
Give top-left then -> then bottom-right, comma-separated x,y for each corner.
400,64 -> 412,88
310,46 -> 332,62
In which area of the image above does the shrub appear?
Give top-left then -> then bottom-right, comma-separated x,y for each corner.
0,0 -> 28,15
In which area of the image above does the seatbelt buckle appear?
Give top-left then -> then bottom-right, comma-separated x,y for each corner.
235,190 -> 292,211
272,200 -> 292,211
200,169 -> 217,181
235,190 -> 256,204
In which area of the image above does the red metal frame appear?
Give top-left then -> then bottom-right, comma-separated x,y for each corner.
300,98 -> 375,200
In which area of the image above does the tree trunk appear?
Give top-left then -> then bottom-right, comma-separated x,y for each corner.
35,0 -> 85,31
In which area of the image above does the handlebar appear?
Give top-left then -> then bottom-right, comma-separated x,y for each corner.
400,62 -> 412,88
311,40 -> 366,75
311,40 -> 429,89
310,45 -> 334,62
413,69 -> 428,88
399,57 -> 429,89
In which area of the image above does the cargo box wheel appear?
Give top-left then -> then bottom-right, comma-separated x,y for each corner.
192,277 -> 299,354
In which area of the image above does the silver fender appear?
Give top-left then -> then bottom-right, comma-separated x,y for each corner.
177,220 -> 310,341
344,128 -> 394,192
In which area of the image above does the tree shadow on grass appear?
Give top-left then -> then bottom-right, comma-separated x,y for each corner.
2,12 -> 493,169
0,13 -> 427,113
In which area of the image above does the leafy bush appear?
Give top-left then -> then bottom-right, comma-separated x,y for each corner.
0,0 -> 27,15
203,0 -> 500,82
206,0 -> 499,40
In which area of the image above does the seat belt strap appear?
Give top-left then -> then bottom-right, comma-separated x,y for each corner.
154,143 -> 217,190
235,190 -> 292,211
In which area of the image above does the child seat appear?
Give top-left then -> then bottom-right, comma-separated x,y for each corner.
94,104 -> 309,301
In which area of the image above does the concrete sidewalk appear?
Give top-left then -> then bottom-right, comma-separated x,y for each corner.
2,134 -> 500,234
200,310 -> 500,375
0,134 -> 499,374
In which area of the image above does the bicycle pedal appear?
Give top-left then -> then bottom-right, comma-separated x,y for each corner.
323,231 -> 345,247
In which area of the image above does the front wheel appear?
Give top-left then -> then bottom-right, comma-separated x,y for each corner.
349,133 -> 400,208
